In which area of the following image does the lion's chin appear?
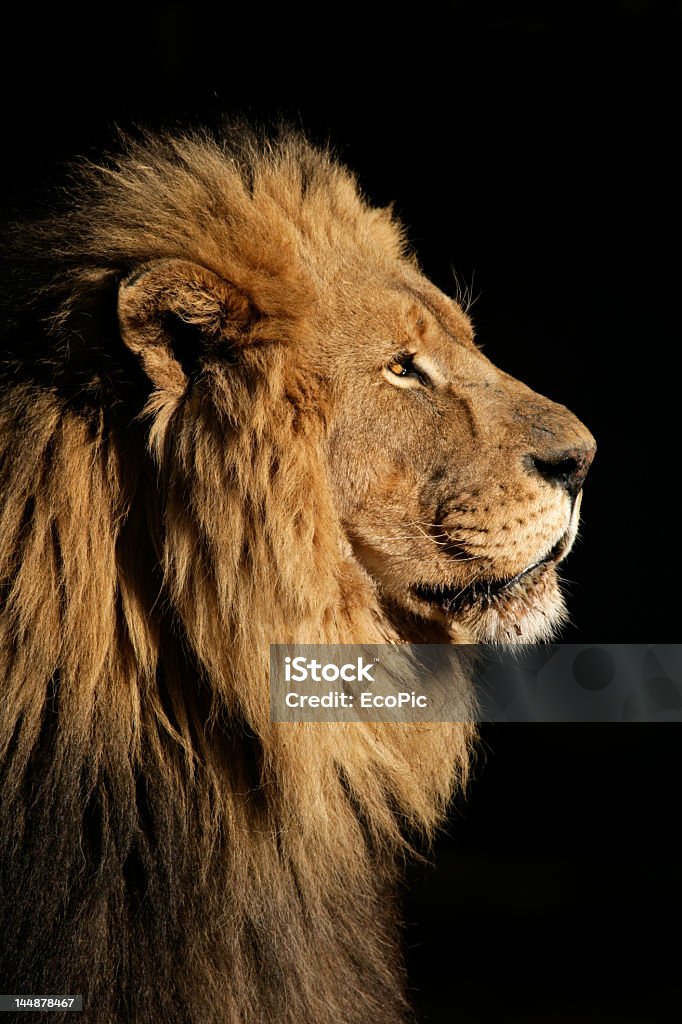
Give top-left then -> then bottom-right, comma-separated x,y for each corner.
408,560 -> 566,643
451,561 -> 567,643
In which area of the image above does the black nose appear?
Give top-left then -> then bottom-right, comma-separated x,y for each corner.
529,445 -> 596,498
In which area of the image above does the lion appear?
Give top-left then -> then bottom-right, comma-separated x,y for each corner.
0,127 -> 595,1023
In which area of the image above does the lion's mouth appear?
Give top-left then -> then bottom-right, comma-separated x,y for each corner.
413,532 -> 569,616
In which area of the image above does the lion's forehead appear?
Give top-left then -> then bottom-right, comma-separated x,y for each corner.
313,272 -> 477,365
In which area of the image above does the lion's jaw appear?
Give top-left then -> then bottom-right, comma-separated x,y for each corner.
444,491 -> 584,643
324,279 -> 595,644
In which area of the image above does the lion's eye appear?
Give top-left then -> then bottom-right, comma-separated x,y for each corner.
388,359 -> 411,377
384,354 -> 431,388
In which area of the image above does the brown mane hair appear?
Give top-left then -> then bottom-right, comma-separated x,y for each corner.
0,129 -> 472,1023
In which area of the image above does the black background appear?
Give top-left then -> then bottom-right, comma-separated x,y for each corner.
2,3 -> 680,1021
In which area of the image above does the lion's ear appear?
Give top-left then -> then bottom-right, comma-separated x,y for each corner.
117,258 -> 258,392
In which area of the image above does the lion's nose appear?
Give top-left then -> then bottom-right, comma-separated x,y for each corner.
529,444 -> 596,498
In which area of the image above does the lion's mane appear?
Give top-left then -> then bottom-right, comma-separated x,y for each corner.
0,130 -> 472,1023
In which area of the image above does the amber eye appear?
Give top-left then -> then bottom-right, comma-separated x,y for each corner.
384,354 -> 430,387
388,359 -> 409,377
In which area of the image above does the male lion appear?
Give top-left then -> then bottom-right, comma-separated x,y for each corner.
0,129 -> 594,1023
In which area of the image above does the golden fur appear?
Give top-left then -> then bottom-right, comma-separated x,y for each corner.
0,128 -> 594,1023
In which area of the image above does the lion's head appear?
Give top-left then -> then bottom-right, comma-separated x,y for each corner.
0,128 -> 594,1024
107,131 -> 594,648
